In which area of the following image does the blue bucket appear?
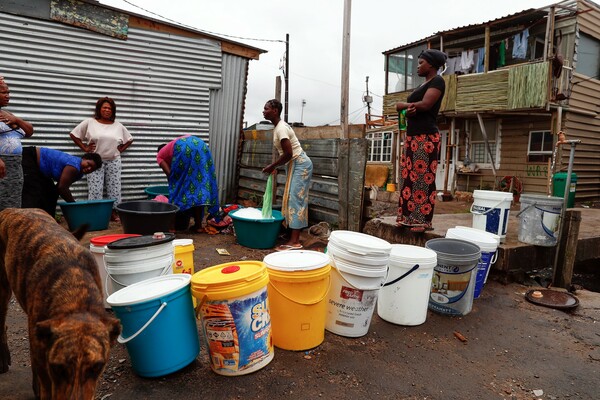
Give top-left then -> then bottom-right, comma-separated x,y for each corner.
107,274 -> 199,377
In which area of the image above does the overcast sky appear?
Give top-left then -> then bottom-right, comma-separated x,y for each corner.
100,0 -> 552,127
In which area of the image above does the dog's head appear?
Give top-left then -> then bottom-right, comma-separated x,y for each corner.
35,314 -> 120,399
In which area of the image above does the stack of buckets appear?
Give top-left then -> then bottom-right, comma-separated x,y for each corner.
446,227 -> 500,299
325,230 -> 391,337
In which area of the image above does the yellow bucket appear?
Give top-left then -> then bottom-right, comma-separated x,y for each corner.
191,261 -> 274,376
263,250 -> 331,351
172,239 -> 195,274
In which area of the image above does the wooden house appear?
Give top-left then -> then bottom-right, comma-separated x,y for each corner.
381,0 -> 600,202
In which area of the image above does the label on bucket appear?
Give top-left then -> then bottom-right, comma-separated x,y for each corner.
472,205 -> 509,237
326,279 -> 379,337
199,288 -> 273,375
429,263 -> 477,316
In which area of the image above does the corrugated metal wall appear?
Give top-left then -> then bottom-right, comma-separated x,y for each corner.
209,53 -> 247,204
1,11 -> 248,204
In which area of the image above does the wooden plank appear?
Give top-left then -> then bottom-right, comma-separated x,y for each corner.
337,140 -> 350,230
348,139 -> 368,231
243,125 -> 364,140
242,139 -> 341,159
553,210 -> 581,288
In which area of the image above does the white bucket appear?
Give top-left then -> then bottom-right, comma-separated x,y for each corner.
377,245 -> 437,326
425,238 -> 481,316
90,234 -> 141,308
325,230 -> 391,338
517,194 -> 563,247
446,227 -> 499,299
104,234 -> 175,295
470,190 -> 513,242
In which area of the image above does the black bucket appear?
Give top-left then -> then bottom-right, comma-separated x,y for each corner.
116,201 -> 180,235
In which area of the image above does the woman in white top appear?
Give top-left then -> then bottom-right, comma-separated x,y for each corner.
262,99 -> 313,251
70,97 -> 132,221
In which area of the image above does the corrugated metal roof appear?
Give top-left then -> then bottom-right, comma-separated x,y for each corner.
383,0 -> 578,54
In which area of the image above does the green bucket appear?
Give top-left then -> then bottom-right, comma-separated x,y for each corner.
229,209 -> 284,249
144,185 -> 170,199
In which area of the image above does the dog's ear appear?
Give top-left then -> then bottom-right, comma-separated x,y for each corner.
70,223 -> 90,241
35,319 -> 57,341
104,317 -> 121,345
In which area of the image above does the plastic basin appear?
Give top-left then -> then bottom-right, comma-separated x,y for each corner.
144,185 -> 170,199
229,208 -> 284,249
58,199 -> 115,231
116,200 -> 180,235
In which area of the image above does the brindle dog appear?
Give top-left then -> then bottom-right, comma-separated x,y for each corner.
0,208 -> 120,400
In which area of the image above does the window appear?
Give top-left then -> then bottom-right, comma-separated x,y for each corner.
528,130 -> 553,162
577,33 -> 600,79
386,44 -> 426,93
468,119 -> 498,166
367,131 -> 394,162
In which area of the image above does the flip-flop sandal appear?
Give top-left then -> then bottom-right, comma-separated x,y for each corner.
275,244 -> 303,251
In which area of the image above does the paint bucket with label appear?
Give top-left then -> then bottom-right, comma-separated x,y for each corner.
517,194 -> 563,247
263,250 -> 331,351
377,245 -> 437,326
470,190 -> 513,242
89,233 -> 141,308
425,238 -> 481,316
107,274 -> 199,377
325,230 -> 391,337
191,261 -> 274,376
446,227 -> 499,299
104,233 -> 175,295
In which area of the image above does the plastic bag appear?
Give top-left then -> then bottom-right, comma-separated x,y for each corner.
262,174 -> 273,219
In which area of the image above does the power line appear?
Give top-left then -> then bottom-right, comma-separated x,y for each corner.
119,0 -> 285,43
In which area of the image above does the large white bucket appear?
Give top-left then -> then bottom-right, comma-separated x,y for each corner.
446,227 -> 499,299
104,234 -> 175,295
517,194 -> 563,247
377,245 -> 437,326
89,234 -> 141,308
470,190 -> 513,242
325,230 -> 391,337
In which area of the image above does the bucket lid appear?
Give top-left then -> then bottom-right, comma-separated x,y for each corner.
264,250 -> 330,271
191,261 -> 268,299
425,238 -> 481,263
329,230 -> 391,256
446,228 -> 498,252
173,239 -> 194,247
107,233 -> 175,249
327,241 -> 389,267
454,226 -> 500,245
90,234 -> 141,247
331,256 -> 388,278
520,193 -> 563,206
106,274 -> 191,306
389,244 -> 437,265
473,190 -> 513,201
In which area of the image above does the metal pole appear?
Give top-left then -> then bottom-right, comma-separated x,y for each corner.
284,33 -> 289,123
340,0 -> 351,139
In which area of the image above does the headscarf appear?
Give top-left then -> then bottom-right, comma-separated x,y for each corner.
419,49 -> 448,69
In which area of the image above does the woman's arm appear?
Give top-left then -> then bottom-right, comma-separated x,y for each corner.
0,111 -> 33,137
70,133 -> 96,153
0,158 -> 5,179
56,166 -> 79,202
409,87 -> 443,112
118,139 -> 133,154
159,160 -> 171,177
262,138 -> 293,174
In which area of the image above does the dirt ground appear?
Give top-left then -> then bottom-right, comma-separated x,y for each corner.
1,212 -> 599,400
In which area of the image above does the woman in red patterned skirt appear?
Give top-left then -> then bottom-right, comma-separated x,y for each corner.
395,49 -> 447,233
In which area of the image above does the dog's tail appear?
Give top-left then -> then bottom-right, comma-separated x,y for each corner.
71,223 -> 90,241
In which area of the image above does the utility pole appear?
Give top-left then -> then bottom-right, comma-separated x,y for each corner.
301,99 -> 306,124
340,0 -> 351,139
364,76 -> 373,118
284,33 -> 290,123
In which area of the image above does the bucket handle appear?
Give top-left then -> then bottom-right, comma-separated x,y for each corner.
268,276 -> 331,305
383,264 -> 419,287
515,202 -> 536,217
117,301 -> 168,344
107,255 -> 174,290
330,257 -> 388,291
470,198 -> 507,215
